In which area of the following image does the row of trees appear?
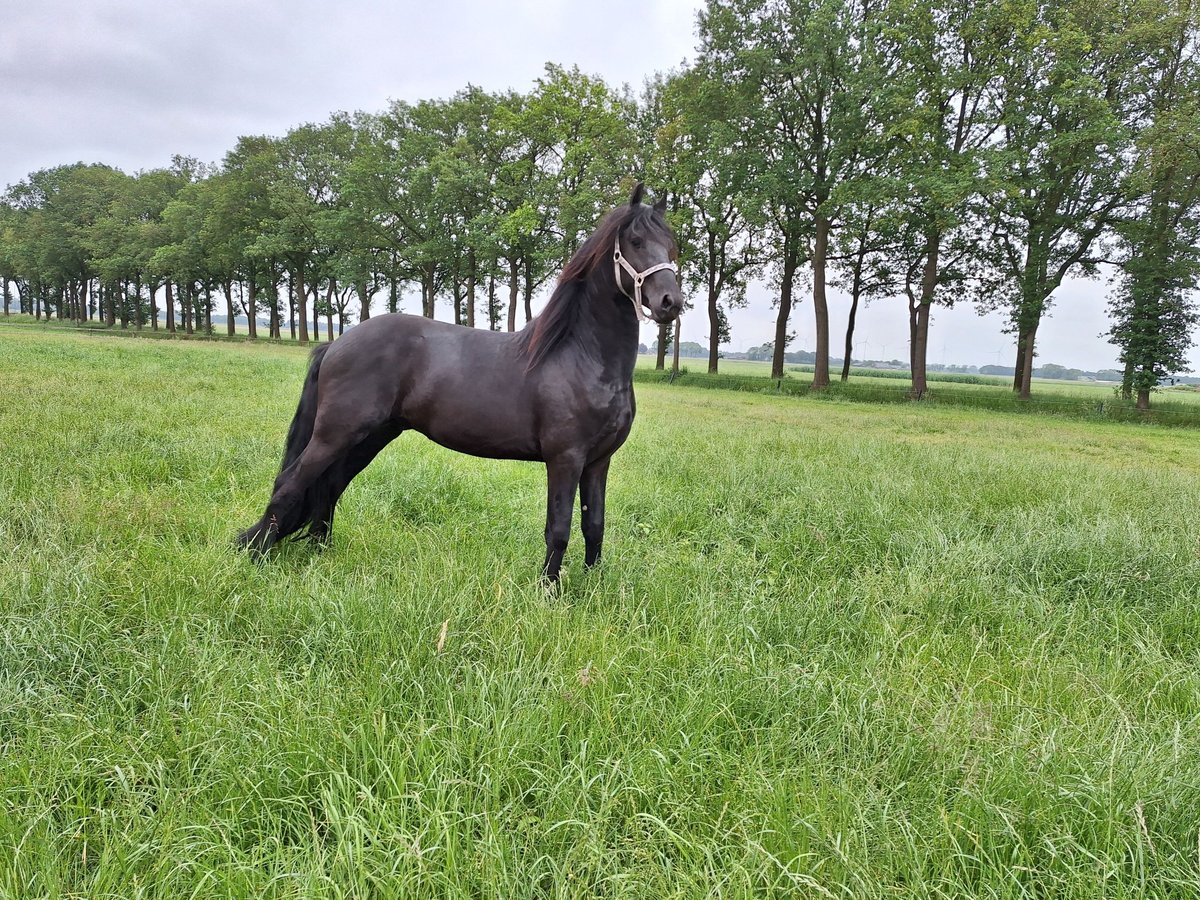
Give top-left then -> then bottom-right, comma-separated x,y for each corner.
1,0 -> 1198,408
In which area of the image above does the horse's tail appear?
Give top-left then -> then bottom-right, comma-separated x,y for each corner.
278,342 -> 332,476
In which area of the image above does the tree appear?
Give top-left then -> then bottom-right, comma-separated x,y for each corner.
829,193 -> 899,381
700,0 -> 876,386
653,68 -> 758,373
976,0 -> 1135,399
866,0 -> 1004,397
1107,0 -> 1200,409
5,163 -> 127,323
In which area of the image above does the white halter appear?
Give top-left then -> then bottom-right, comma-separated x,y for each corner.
613,235 -> 678,323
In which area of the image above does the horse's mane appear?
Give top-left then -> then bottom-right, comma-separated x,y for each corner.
519,202 -> 671,370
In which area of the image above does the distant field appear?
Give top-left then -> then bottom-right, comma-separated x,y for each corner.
3,328 -> 1200,897
637,353 -> 1200,422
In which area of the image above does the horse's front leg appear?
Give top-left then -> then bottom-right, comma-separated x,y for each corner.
580,456 -> 611,568
542,453 -> 585,582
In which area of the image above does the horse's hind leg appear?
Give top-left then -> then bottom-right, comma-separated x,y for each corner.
306,424 -> 404,546
238,423 -> 373,556
579,456 -> 611,568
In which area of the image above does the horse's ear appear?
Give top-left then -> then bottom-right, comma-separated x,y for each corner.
629,182 -> 646,207
653,193 -> 667,213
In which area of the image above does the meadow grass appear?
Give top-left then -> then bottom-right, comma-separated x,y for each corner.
2,327 -> 1200,898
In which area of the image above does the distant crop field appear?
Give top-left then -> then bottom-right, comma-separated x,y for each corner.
3,328 -> 1200,897
637,353 -> 1200,424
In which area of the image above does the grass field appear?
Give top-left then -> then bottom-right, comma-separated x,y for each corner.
3,327 -> 1200,897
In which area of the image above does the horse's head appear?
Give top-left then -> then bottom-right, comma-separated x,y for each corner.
613,183 -> 684,325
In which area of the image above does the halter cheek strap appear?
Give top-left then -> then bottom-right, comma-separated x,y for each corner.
613,236 -> 677,323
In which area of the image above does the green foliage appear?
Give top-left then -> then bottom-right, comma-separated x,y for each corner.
1,2 -> 1198,390
1106,1 -> 1200,404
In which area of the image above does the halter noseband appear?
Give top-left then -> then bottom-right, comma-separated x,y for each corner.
613,235 -> 677,323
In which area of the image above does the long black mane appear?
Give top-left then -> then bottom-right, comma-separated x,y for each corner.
518,202 -> 674,370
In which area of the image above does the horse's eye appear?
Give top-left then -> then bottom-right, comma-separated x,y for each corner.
631,238 -> 643,249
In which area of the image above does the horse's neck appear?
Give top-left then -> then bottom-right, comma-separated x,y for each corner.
576,287 -> 640,381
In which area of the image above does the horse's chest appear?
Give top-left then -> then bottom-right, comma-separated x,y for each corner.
585,391 -> 634,444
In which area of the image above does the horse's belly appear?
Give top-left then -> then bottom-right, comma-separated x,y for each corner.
421,427 -> 542,462
411,402 -> 541,461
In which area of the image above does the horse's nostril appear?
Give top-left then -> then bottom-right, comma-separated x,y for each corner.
661,294 -> 672,309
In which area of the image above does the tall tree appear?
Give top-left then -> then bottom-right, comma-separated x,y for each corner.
869,0 -> 1003,397
700,0 -> 874,386
654,68 -> 758,373
976,0 -> 1135,399
5,163 -> 127,323
1107,0 -> 1200,408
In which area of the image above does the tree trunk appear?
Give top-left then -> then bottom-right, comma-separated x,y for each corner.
771,230 -> 798,380
1012,334 -> 1025,392
166,282 -> 176,333
149,282 -> 158,330
1136,387 -> 1150,410
672,317 -> 682,376
655,323 -> 668,370
243,280 -> 256,340
507,258 -> 519,332
841,268 -> 862,382
357,280 -> 371,322
271,279 -> 281,339
488,271 -> 499,330
311,286 -> 318,339
2,278 -> 8,316
118,281 -> 128,329
811,213 -> 831,390
204,285 -> 213,335
224,279 -> 236,336
1017,322 -> 1038,400
293,269 -> 305,342
325,281 -> 335,342
466,248 -> 477,328
523,258 -> 534,324
909,233 -> 940,399
422,265 -> 435,319
910,302 -> 932,399
706,233 -> 720,374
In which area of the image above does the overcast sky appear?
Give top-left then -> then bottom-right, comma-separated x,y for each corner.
2,0 -> 1165,372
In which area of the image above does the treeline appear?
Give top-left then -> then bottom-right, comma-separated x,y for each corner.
1,0 -> 1198,409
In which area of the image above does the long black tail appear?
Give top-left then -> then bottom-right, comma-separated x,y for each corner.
277,342 -> 332,479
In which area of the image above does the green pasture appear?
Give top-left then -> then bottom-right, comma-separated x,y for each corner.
2,327 -> 1200,897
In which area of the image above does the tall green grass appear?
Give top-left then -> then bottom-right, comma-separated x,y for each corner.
3,328 -> 1200,897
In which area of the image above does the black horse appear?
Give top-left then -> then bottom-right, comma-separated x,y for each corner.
236,184 -> 683,580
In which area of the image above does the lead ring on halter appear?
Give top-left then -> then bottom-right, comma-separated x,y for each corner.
613,235 -> 677,323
